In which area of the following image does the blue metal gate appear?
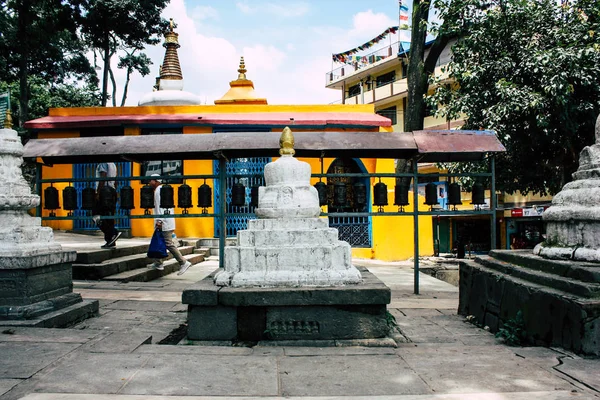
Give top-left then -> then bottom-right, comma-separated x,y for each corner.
72,162 -> 132,231
327,158 -> 372,247
214,157 -> 270,237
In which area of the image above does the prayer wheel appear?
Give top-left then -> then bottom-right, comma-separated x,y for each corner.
62,185 -> 77,212
160,184 -> 175,212
250,185 -> 260,208
471,182 -> 485,205
98,185 -> 116,210
231,182 -> 246,206
119,185 -> 135,210
81,187 -> 96,210
394,183 -> 410,209
197,183 -> 212,209
178,183 -> 193,212
425,183 -> 438,206
373,182 -> 388,207
140,184 -> 154,214
333,182 -> 347,207
44,185 -> 59,211
314,181 -> 327,206
448,183 -> 462,207
353,181 -> 367,208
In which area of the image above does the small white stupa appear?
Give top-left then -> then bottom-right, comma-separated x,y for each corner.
214,127 -> 362,287
138,19 -> 201,106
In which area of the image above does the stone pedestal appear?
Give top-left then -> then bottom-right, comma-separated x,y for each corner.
184,267 -> 390,341
0,127 -> 97,327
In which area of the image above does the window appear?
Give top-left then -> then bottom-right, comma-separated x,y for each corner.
376,71 -> 395,88
376,105 -> 397,125
141,128 -> 183,183
346,84 -> 361,98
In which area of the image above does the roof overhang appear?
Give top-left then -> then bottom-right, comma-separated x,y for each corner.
24,112 -> 391,130
23,130 -> 505,165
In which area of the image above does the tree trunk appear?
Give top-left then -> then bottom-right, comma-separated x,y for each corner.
120,68 -> 131,106
17,0 -> 31,127
109,66 -> 117,107
101,32 -> 110,107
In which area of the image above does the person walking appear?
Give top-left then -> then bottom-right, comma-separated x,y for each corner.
94,162 -> 121,249
148,174 -> 192,275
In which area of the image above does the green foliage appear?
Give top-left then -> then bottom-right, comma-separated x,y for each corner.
495,310 -> 527,346
430,0 -> 600,195
385,311 -> 397,329
80,0 -> 169,106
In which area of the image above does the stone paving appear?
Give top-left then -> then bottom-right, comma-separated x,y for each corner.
0,233 -> 599,399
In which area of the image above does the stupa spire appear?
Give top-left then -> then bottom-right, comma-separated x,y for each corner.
160,18 -> 183,81
215,57 -> 267,105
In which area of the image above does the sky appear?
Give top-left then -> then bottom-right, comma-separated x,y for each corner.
115,0 -> 405,106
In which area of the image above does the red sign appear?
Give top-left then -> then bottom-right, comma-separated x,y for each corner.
511,208 -> 523,217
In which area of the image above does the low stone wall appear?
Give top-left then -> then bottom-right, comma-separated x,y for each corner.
458,257 -> 600,355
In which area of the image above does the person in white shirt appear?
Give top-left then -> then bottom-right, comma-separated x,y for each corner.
94,162 -> 121,249
148,174 -> 191,275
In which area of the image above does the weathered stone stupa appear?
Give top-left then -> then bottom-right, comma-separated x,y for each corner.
214,126 -> 362,287
534,115 -> 600,261
0,112 -> 98,325
183,128 -> 390,342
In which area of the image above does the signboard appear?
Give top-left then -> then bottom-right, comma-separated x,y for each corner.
0,92 -> 10,125
511,206 -> 546,217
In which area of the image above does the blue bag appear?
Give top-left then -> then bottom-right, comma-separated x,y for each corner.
147,229 -> 168,259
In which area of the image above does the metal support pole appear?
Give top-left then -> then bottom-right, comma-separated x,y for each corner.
219,157 -> 226,269
490,155 -> 497,250
413,160 -> 420,295
36,163 -> 42,217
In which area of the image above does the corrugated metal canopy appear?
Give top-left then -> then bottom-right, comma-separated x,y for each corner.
414,130 -> 506,162
23,130 -> 505,164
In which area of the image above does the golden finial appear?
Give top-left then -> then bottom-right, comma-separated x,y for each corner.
238,57 -> 247,80
279,126 -> 295,156
169,18 -> 174,32
4,109 -> 13,129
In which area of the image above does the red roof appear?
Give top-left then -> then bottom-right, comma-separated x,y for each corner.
24,112 -> 391,129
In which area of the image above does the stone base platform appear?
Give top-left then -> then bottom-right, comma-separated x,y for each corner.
0,298 -> 98,328
459,250 -> 600,355
183,266 -> 391,342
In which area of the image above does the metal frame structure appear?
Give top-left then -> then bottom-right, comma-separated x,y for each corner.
24,130 -> 504,294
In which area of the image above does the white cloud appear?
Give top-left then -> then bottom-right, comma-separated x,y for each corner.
350,9 -> 397,39
190,5 -> 219,21
236,2 -> 254,14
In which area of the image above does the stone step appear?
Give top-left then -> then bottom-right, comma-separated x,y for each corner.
73,245 -> 196,280
489,249 -> 600,284
102,252 -> 207,282
197,238 -> 236,248
237,228 -> 338,246
475,255 -> 600,298
75,243 -> 150,264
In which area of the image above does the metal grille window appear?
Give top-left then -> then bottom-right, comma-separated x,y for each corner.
376,106 -> 397,125
376,71 -> 395,88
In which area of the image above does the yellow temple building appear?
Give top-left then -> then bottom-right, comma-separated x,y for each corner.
25,23 -> 437,261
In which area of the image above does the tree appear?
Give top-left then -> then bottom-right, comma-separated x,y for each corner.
431,0 -> 600,195
80,0 -> 169,106
397,0 -> 483,177
0,0 -> 96,126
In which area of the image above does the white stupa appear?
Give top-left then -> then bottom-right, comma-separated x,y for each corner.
214,127 -> 362,287
138,19 -> 201,106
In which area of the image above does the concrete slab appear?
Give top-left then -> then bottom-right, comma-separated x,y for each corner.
13,390 -> 594,400
283,346 -> 396,356
133,344 -> 253,356
0,342 -> 80,379
84,332 -> 152,353
102,301 -> 180,312
0,379 -> 21,396
76,289 -> 181,302
0,328 -> 102,343
27,353 -> 151,394
398,345 -> 574,394
555,358 -> 600,392
118,354 -> 279,396
279,355 -> 431,396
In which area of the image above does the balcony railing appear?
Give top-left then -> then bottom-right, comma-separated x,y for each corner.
326,42 -> 402,85
344,79 -> 408,105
